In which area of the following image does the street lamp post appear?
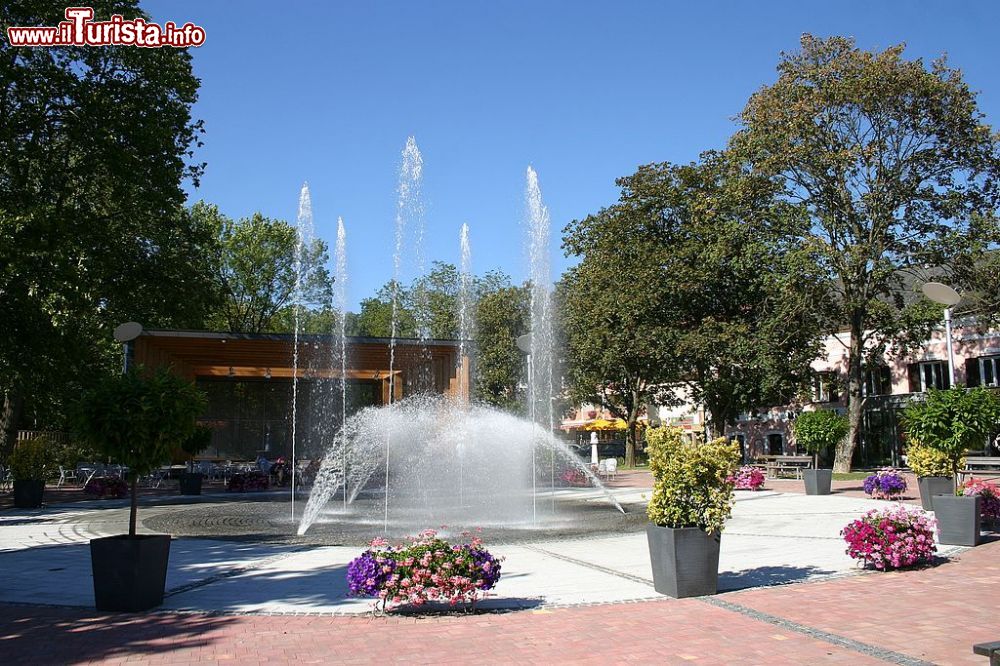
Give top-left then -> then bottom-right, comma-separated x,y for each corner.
112,322 -> 143,374
921,282 -> 962,387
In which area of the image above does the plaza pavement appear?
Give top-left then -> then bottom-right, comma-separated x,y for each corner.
0,474 -> 996,664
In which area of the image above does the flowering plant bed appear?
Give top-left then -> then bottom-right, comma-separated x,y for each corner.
728,465 -> 765,491
84,476 -> 129,499
863,468 -> 907,499
347,529 -> 502,612
961,478 -> 1000,522
560,467 -> 589,487
226,471 -> 269,492
842,505 -> 936,570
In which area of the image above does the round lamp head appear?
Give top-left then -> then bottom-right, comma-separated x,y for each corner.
113,322 -> 143,342
921,282 -> 961,307
516,333 -> 532,354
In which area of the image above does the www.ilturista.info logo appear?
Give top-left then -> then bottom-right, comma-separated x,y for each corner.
6,7 -> 205,48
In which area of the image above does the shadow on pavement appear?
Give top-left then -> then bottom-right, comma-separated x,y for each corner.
718,564 -> 836,591
0,604 -> 238,665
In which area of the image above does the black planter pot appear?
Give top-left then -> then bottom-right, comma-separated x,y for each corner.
178,472 -> 204,496
917,476 -> 954,511
90,534 -> 171,611
803,469 -> 832,495
646,524 -> 720,598
933,494 -> 981,547
13,479 -> 45,508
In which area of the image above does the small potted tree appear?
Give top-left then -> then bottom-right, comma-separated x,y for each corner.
645,427 -> 740,598
907,441 -> 961,511
9,437 -> 53,508
792,410 -> 848,496
903,387 -> 1000,546
178,425 -> 213,495
74,368 -> 206,611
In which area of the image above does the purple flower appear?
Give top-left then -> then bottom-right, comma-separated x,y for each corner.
347,551 -> 395,597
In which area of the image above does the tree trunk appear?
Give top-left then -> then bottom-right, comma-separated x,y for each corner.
129,474 -> 139,537
834,315 -> 865,473
625,415 -> 637,468
0,389 -> 24,462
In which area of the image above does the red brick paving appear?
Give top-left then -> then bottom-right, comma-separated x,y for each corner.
3,540 -> 997,665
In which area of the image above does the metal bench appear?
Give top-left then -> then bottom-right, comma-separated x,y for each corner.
973,640 -> 1000,665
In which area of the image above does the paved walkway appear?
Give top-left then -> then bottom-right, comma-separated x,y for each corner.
1,539 -> 997,665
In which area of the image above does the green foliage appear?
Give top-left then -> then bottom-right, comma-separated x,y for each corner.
9,437 -> 54,481
0,1 -> 212,454
196,203 -> 332,333
731,35 -> 1000,471
560,152 -> 823,464
474,282 -> 530,411
645,428 -> 740,534
792,411 -> 850,455
903,387 -> 1000,479
73,368 -> 207,477
906,442 -> 960,478
181,424 -> 214,458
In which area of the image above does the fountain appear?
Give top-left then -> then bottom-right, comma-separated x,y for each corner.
295,153 -> 625,539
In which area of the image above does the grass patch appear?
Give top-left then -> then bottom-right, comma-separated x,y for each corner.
832,472 -> 869,481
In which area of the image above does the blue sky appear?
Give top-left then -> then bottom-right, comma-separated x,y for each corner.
145,1 -> 1000,309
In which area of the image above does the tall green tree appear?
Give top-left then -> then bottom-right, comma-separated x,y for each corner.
561,154 -> 823,465
0,1 -> 212,456
474,277 -> 530,411
731,35 -> 1000,471
196,203 -> 332,334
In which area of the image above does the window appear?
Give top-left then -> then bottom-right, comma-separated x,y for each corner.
966,357 -> 994,388
767,433 -> 784,455
813,372 -> 839,403
907,361 -> 949,392
862,365 -> 892,396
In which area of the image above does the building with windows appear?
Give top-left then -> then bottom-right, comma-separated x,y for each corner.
131,330 -> 470,461
726,319 -> 1000,467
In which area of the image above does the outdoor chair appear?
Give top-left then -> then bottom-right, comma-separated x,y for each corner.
597,460 -> 607,478
604,458 -> 618,480
0,465 -> 12,492
57,465 -> 78,488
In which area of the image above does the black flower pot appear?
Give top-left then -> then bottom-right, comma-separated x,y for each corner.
646,524 -> 720,598
932,494 -> 981,547
178,472 -> 203,496
803,469 -> 832,495
13,479 -> 45,508
90,534 -> 171,611
917,476 -> 953,511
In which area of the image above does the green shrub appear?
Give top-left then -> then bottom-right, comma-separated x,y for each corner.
645,427 -> 740,534
906,441 -> 960,478
792,410 -> 849,463
73,368 -> 206,535
903,387 -> 1000,489
181,424 -> 214,460
9,437 -> 53,481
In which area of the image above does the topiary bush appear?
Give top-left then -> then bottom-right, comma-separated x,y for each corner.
906,441 -> 960,478
73,368 -> 206,535
646,427 -> 740,534
792,410 -> 849,467
9,437 -> 54,481
903,387 -> 1000,491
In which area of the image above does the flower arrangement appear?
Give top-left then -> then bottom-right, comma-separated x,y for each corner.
84,476 -> 129,499
226,471 -> 269,492
960,478 -> 1000,522
728,465 -> 765,491
560,467 -> 589,486
863,468 -> 908,500
841,505 -> 936,570
347,529 -> 503,612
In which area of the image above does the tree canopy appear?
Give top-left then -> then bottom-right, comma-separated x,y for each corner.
0,1 -> 211,455
731,34 -> 1000,470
